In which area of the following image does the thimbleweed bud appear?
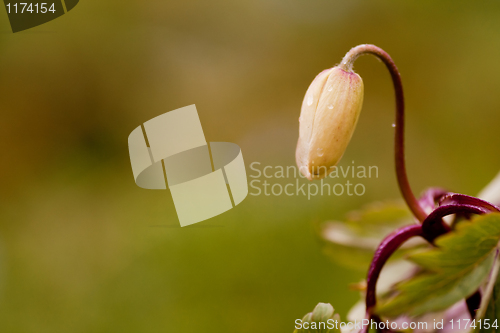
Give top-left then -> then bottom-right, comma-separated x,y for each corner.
296,66 -> 364,180
293,303 -> 341,333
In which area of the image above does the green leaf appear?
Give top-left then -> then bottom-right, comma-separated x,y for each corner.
320,200 -> 426,271
377,213 -> 500,318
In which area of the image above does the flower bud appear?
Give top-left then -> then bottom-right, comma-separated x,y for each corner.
294,303 -> 341,333
311,302 -> 335,322
296,67 -> 364,180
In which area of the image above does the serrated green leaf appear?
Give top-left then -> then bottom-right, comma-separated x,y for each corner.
320,200 -> 425,271
376,213 -> 500,318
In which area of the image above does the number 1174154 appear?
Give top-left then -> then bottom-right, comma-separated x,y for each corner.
5,3 -> 56,14
448,319 -> 499,330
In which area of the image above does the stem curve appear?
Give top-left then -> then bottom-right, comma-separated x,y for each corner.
439,193 -> 500,213
364,201 -> 495,327
365,224 -> 423,314
340,44 -> 428,223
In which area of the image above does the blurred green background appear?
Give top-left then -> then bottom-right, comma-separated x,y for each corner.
2,1 -> 500,332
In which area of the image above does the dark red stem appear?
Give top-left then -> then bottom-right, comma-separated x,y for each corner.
365,202 -> 494,327
341,45 -> 428,223
365,224 -> 423,314
439,193 -> 500,213
421,204 -> 486,242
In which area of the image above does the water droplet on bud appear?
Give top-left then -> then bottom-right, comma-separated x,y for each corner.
392,123 -> 396,128
307,94 -> 314,106
328,104 -> 333,110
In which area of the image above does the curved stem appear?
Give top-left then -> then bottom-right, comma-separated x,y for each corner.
421,204 -> 487,242
365,202 -> 493,323
340,44 -> 427,223
363,202 -> 493,328
439,193 -> 500,213
365,224 -> 423,314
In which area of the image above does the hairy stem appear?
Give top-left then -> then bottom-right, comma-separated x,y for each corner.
340,44 -> 427,223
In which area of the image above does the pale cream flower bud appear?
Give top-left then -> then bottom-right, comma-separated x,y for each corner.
293,303 -> 341,333
296,67 -> 364,180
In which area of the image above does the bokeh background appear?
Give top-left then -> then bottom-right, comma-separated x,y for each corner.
2,1 -> 500,332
